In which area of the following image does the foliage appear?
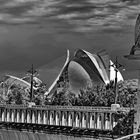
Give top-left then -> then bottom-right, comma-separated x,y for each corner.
113,110 -> 135,136
46,79 -> 137,107
0,79 -> 138,108
3,82 -> 47,105
6,84 -> 30,105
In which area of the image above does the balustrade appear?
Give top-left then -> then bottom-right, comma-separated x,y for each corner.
0,104 -> 131,131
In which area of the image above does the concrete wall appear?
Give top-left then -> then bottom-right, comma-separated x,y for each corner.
0,129 -> 95,140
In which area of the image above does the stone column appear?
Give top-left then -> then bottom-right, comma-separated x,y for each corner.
68,112 -> 72,126
50,111 -> 54,125
72,112 -> 75,127
62,112 -> 65,126
17,110 -> 20,123
2,109 -> 5,122
11,110 -> 15,122
55,112 -> 59,125
21,110 -> 25,123
75,113 -> 79,127
27,111 -> 30,123
32,111 -> 35,123
86,113 -> 90,128
101,113 -> 105,130
110,113 -> 113,130
38,111 -> 41,124
7,110 -> 10,122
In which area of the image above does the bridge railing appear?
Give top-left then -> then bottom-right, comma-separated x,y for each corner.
0,104 -> 131,131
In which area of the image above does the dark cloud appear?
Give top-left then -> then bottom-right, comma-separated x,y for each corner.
0,0 -> 139,81
0,0 -> 139,33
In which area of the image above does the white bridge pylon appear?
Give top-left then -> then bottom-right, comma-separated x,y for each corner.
115,132 -> 140,140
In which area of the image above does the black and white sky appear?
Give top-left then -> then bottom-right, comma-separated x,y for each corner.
0,0 -> 140,83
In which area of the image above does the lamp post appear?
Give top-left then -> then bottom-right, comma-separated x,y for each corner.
27,64 -> 37,102
110,57 -> 124,104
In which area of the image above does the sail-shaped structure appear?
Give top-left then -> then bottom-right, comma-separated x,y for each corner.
44,50 -> 70,95
45,49 -> 123,95
127,14 -> 140,56
22,76 -> 42,87
2,75 -> 38,90
135,14 -> 140,47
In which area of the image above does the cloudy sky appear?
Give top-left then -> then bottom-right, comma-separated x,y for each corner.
0,0 -> 140,83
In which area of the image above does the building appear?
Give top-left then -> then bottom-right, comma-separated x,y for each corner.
45,49 -> 123,95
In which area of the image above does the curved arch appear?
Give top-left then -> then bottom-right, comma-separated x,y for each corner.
3,75 -> 37,90
22,76 -> 42,86
80,49 -> 110,84
44,49 -> 70,95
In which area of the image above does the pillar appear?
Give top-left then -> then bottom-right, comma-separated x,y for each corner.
7,110 -> 10,122
0,109 -> 2,121
27,111 -> 30,123
21,110 -> 25,123
2,110 -> 5,122
75,113 -> 79,127
68,112 -> 72,126
72,112 -> 75,127
11,110 -> 15,122
17,111 -> 20,123
86,113 -> 90,128
32,111 -> 35,123
105,113 -> 109,130
55,112 -> 59,125
110,113 -> 113,130
82,113 -> 86,128
38,111 -> 41,124
101,113 -> 105,130
50,112 -> 54,125
43,111 -> 46,124
90,113 -> 94,129
97,113 -> 101,129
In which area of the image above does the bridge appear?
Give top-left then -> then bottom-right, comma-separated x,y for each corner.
0,104 -> 132,140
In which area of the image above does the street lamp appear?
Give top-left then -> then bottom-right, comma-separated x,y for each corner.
110,57 -> 124,104
27,64 -> 37,102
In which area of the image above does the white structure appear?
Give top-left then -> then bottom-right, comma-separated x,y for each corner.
45,49 -> 124,95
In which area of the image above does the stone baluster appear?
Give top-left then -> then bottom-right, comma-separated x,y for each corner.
86,112 -> 90,128
101,113 -> 105,130
110,113 -> 113,130
2,109 -> 5,122
21,110 -> 25,123
62,112 -> 66,126
6,110 -> 10,122
68,112 -> 72,126
75,113 -> 79,127
38,111 -> 41,124
94,113 -> 97,129
11,110 -> 15,122
55,112 -> 59,125
42,111 -> 46,124
32,111 -> 35,123
82,113 -> 86,128
50,111 -> 54,125
17,110 -> 20,123
27,111 -> 30,123
72,112 -> 75,127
